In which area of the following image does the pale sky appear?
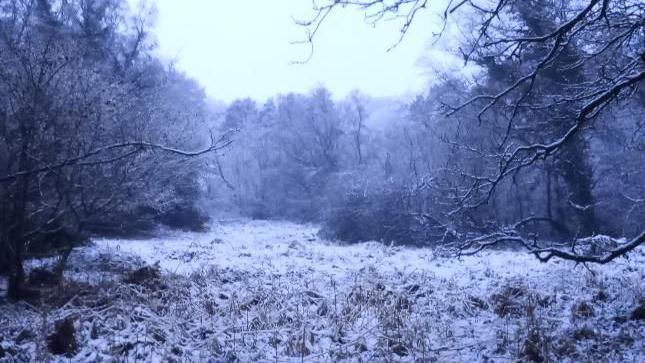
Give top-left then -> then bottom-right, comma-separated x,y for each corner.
132,1 -> 449,103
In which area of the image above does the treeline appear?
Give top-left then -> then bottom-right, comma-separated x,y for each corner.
0,0 -> 217,298
215,0 -> 644,248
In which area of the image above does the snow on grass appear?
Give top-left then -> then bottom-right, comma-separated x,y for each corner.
92,219 -> 564,281
1,220 -> 644,362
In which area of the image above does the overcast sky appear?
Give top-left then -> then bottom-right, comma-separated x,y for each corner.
132,1 -> 449,103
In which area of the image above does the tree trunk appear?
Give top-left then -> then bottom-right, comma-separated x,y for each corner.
546,168 -> 552,220
559,133 -> 597,237
7,242 -> 27,300
8,116 -> 34,300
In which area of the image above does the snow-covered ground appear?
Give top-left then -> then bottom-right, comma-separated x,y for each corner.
1,220 -> 644,362
93,219 -> 637,298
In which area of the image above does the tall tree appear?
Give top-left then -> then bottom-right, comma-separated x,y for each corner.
300,0 -> 645,263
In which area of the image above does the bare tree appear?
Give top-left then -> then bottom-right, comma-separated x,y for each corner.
0,0 -> 230,299
341,91 -> 368,166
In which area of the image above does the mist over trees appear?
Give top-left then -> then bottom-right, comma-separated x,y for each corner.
214,0 -> 644,262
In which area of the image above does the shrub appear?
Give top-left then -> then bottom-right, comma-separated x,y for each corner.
321,187 -> 441,246
156,205 -> 210,232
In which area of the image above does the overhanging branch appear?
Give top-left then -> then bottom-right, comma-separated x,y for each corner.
0,132 -> 233,183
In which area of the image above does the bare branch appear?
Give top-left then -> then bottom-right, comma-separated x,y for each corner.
0,131 -> 233,183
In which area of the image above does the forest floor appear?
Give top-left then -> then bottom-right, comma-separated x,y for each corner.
1,220 -> 644,362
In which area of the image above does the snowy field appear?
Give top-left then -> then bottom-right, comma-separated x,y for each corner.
1,220 -> 644,362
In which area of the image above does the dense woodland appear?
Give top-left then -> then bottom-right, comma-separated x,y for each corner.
1,0 -> 644,299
